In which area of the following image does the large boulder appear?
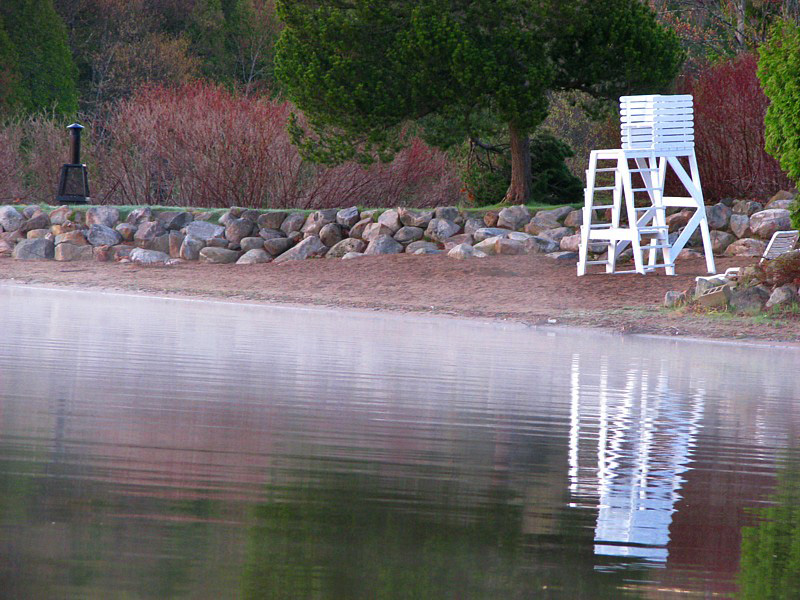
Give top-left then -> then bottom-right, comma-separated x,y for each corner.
184,220 -> 224,241
88,224 -> 123,247
448,243 -> 487,259
706,203 -> 732,230
273,235 -> 328,263
240,237 -> 266,252
169,231 -> 185,257
135,221 -> 168,246
394,226 -> 424,245
319,223 -> 344,247
54,242 -> 93,261
301,209 -> 338,236
729,286 -> 770,314
236,249 -> 271,264
336,206 -> 360,228
55,231 -> 88,246
0,206 -> 24,232
525,236 -> 560,254
667,209 -> 692,232
524,215 -> 561,235
766,284 -> 798,310
126,207 -> 154,226
26,229 -> 50,239
729,214 -> 751,239
130,248 -> 171,265
483,211 -> 499,227
49,205 -> 73,225
473,227 -> 509,243
281,212 -> 307,234
710,230 -> 736,255
497,205 -> 531,230
258,228 -> 285,241
264,237 -> 293,256
362,222 -> 395,242
733,200 -> 763,216
258,211 -> 288,230
225,218 -> 255,245
474,236 -> 504,255
158,211 -> 193,231
179,235 -> 206,260
86,206 -> 119,228
563,210 -> 583,228
115,223 -> 137,242
20,213 -> 51,234
364,235 -> 404,255
12,237 -> 54,260
766,190 -> 795,209
425,218 -> 461,242
377,209 -> 402,233
435,206 -> 460,222
538,226 -> 573,244
536,206 -> 572,223
405,241 -> 440,254
398,207 -> 434,228
349,218 -> 372,240
199,247 -> 240,264
463,217 -> 484,236
725,238 -> 768,257
0,239 -> 13,256
749,209 -> 792,240
327,238 -> 367,258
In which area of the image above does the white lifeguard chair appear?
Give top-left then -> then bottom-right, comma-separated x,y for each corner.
577,94 -> 716,276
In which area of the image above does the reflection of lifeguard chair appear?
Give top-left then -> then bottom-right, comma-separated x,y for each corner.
577,95 -> 715,276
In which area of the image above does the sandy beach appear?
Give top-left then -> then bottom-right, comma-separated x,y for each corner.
2,252 -> 798,344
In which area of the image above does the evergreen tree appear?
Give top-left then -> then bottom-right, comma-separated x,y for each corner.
275,0 -> 682,204
0,0 -> 78,115
0,15 -> 28,114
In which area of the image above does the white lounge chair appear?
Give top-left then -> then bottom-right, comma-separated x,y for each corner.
723,229 -> 799,279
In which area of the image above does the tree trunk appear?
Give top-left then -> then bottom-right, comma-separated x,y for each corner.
735,0 -> 746,49
504,122 -> 532,204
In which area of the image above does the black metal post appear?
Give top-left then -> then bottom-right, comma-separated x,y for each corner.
56,123 -> 91,205
68,123 -> 83,165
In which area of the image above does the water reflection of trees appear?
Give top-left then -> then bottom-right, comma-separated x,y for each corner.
241,459 -> 646,599
738,450 -> 800,600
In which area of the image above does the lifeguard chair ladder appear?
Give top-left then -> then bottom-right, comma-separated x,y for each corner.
577,95 -> 716,276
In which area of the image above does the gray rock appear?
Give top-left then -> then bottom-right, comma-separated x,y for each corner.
319,223 -> 344,247
273,235 -> 328,263
264,237 -> 294,256
564,210 -> 583,228
54,242 -> 93,261
111,245 -> 134,261
474,236 -> 503,255
495,238 -> 526,255
442,233 -> 474,249
287,231 -> 303,244
0,239 -> 13,256
525,236 -> 560,254
86,206 -> 119,228
425,218 -> 461,242
539,226 -> 573,244
199,247 -> 240,264
706,203 -> 732,230
463,217 -> 484,236
729,286 -> 770,314
733,200 -> 763,216
377,209 -> 402,233
150,234 -> 171,255
336,206 -> 361,228
20,213 -> 50,234
711,230 -> 736,255
259,228 -> 285,241
398,207 -> 434,228
394,226 -> 424,244
448,243 -> 487,259
473,227 -> 509,243
497,204 -> 531,230
435,206 -> 460,222
258,211 -> 288,230
524,215 -> 561,234
342,251 -> 365,260
766,284 -> 798,310
327,238 -> 367,258
364,235 -> 404,255
766,198 -> 794,210
135,221 -> 168,246
169,231 -> 185,257
301,209 -> 338,236
239,209 -> 260,223
126,207 -> 154,226
676,248 -> 704,260
664,290 -> 687,308
0,206 -> 24,232
54,231 -> 87,246
360,209 -> 379,221
766,190 -> 795,208
506,231 -> 533,242
349,218 -> 372,240
236,249 -> 270,264
405,241 -> 440,254
413,247 -> 443,255
158,211 -> 193,231
12,237 -> 54,260
725,238 -> 768,258
677,224 -> 703,247
180,235 -> 206,260
749,209 -> 792,240
729,214 -> 751,238
225,218 -> 254,245
218,210 -> 237,227
49,205 -> 72,225
26,229 -> 50,239
363,222 -> 395,242
240,237 -> 266,252
536,206 -> 572,222
184,220 -> 224,241
88,224 -> 123,247
115,223 -> 137,242
130,248 -> 171,265
281,212 -> 307,234
21,205 -> 42,219
667,209 -> 692,232
546,251 -> 578,261
207,237 -> 228,248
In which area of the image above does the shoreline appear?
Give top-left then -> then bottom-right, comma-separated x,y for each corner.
2,254 -> 799,347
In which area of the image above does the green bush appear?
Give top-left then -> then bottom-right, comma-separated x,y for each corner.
463,131 -> 583,206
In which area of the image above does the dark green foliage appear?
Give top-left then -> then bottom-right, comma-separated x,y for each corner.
0,16 -> 27,114
0,0 -> 78,115
759,20 -> 800,185
463,132 -> 583,205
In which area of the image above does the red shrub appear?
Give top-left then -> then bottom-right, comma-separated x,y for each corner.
679,53 -> 792,200
99,82 -> 461,209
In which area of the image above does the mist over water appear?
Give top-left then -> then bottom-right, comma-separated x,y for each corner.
1,284 -> 798,598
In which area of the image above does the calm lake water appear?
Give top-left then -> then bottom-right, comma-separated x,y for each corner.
1,284 -> 799,599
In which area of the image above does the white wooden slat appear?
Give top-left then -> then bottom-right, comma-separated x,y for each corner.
620,94 -> 693,101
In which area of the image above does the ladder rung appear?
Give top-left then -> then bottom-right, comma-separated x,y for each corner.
642,263 -> 675,269
638,225 -> 668,232
586,260 -> 610,265
594,168 -> 618,173
588,205 -> 614,210
592,186 -> 617,191
641,244 -> 671,250
589,224 -> 613,229
632,187 -> 663,192
630,168 -> 658,173
634,206 -> 666,211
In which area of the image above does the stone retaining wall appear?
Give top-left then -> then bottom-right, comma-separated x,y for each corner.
0,192 -> 796,268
